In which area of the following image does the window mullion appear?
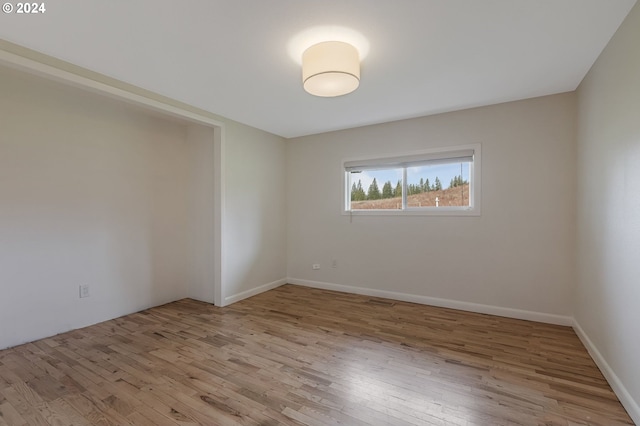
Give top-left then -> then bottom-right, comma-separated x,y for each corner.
402,167 -> 407,210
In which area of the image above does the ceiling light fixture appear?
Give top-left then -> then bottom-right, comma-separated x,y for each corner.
302,41 -> 360,97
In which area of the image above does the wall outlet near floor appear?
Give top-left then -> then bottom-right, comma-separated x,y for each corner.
79,285 -> 90,298
312,264 -> 320,270
331,259 -> 338,268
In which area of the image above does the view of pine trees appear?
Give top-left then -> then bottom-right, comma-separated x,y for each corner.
350,175 -> 468,201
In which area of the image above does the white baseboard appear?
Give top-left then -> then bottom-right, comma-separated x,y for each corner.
573,319 -> 640,423
222,278 -> 287,306
287,278 -> 573,326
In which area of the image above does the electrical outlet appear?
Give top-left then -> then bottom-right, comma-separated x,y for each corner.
312,264 -> 320,270
331,259 -> 338,268
79,285 -> 90,298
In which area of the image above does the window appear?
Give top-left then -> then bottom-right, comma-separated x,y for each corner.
343,144 -> 481,216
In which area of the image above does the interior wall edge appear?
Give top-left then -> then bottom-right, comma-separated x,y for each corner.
287,278 -> 573,326
222,278 -> 288,307
572,319 -> 640,423
0,41 -> 226,130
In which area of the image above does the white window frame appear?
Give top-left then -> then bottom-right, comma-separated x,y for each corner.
342,144 -> 481,216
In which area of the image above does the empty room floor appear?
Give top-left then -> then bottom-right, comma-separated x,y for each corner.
0,285 -> 633,425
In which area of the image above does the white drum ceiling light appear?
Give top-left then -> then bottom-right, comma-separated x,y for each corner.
302,41 -> 360,97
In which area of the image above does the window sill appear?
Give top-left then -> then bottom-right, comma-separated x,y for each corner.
342,208 -> 480,217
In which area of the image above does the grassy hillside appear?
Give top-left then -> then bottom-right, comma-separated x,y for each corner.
351,183 -> 469,210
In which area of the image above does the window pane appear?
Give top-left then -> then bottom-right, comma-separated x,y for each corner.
406,162 -> 470,208
349,168 -> 402,210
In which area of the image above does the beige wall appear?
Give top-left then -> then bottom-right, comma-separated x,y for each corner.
0,66 -> 192,349
575,2 -> 640,421
287,93 -> 576,322
222,120 -> 288,304
186,125 -> 216,304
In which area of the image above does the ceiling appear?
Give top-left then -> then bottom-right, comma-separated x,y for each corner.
0,1 -> 636,138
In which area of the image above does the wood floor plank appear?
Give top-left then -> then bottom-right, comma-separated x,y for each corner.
0,401 -> 27,426
0,284 -> 634,425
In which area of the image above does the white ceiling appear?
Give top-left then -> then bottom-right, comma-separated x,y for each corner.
0,0 -> 636,138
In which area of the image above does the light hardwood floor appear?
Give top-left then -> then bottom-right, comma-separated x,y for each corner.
0,285 -> 633,425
